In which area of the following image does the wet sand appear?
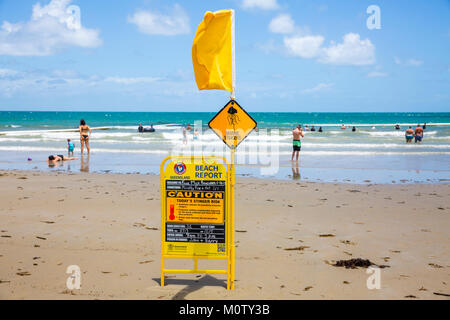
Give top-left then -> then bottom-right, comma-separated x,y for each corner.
0,170 -> 449,300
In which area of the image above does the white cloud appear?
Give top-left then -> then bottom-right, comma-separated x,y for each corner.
319,33 -> 375,65
394,57 -> 424,66
128,4 -> 190,36
242,0 -> 279,10
406,59 -> 423,66
0,0 -> 101,56
269,14 -> 295,34
284,35 -> 324,59
0,68 -> 18,77
0,68 -> 164,96
301,83 -> 333,94
275,14 -> 375,66
367,71 -> 388,78
105,76 -> 162,85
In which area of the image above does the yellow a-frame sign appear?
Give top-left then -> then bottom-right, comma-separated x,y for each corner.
160,156 -> 235,289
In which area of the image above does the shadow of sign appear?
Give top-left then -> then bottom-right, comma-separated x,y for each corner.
152,275 -> 227,300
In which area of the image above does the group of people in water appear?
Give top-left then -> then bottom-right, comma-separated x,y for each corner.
182,123 -> 199,144
46,119 -> 429,167
47,119 -> 91,165
291,122 -> 428,161
300,124 -> 358,132
138,123 -> 155,133
404,124 -> 425,144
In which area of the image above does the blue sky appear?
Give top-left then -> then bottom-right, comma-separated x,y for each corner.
0,0 -> 449,112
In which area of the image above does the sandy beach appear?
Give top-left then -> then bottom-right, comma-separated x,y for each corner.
0,169 -> 448,300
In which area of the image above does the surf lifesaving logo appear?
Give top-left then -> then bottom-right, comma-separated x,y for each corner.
174,162 -> 187,175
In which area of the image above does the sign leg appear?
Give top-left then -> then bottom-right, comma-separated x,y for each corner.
161,257 -> 165,287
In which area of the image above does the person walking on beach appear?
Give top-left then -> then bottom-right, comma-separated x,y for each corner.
79,119 -> 92,154
414,124 -> 424,144
405,126 -> 414,143
291,125 -> 304,162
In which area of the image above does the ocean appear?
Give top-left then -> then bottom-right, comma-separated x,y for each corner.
1,111 -> 449,184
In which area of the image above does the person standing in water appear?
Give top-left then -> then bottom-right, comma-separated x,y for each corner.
182,126 -> 187,144
193,128 -> 199,140
414,124 -> 424,144
67,139 -> 75,156
405,126 -> 414,143
79,119 -> 92,154
291,125 -> 304,162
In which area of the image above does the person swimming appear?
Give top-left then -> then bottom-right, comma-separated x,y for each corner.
318,127 -> 323,132
310,126 -> 316,132
352,126 -> 356,132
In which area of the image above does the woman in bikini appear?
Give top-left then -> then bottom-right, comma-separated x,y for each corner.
79,119 -> 92,154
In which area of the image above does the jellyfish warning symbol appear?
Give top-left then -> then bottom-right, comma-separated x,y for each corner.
208,100 -> 257,149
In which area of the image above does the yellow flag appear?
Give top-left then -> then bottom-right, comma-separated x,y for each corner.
192,9 -> 234,92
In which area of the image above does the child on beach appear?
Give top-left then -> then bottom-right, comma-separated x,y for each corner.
67,139 -> 75,156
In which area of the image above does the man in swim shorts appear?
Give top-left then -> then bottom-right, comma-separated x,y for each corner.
405,126 -> 414,143
414,124 -> 424,144
291,125 -> 304,162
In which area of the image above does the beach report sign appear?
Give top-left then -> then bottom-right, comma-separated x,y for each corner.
160,157 -> 234,289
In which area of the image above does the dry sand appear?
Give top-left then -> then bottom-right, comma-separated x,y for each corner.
0,170 -> 449,300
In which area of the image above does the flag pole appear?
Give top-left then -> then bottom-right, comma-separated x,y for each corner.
230,9 -> 236,290
230,9 -> 236,101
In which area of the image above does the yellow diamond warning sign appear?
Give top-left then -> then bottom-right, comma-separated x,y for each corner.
208,99 -> 257,149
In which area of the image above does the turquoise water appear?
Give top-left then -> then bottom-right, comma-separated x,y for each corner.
0,111 -> 449,184
1,111 -> 449,130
